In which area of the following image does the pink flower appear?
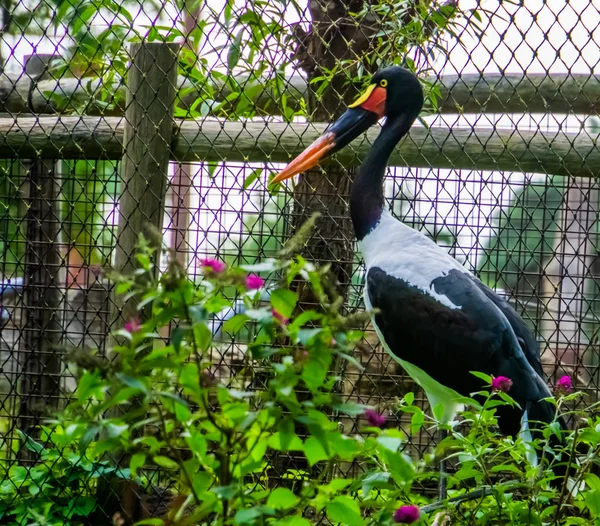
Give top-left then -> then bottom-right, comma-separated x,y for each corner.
199,258 -> 226,274
245,274 -> 264,290
491,375 -> 513,393
393,505 -> 420,524
365,409 -> 386,428
272,309 -> 289,326
124,317 -> 142,334
556,375 -> 573,394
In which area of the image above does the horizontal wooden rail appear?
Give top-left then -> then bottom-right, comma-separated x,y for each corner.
3,116 -> 599,178
4,72 -> 600,116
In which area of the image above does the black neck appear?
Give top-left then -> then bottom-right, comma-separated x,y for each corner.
350,115 -> 414,240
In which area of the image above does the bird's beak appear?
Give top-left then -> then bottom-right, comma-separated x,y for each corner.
271,84 -> 387,183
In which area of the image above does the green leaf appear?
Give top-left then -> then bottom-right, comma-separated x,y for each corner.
66,496 -> 96,518
411,410 -> 425,435
192,471 -> 212,495
77,370 -> 101,402
171,326 -> 188,352
79,425 -> 99,454
116,373 -> 149,396
227,28 -> 244,72
587,490 -> 600,518
207,161 -> 220,179
186,429 -> 207,458
193,323 -> 213,351
384,450 -> 415,484
578,429 -> 600,445
241,260 -> 278,273
330,402 -> 369,416
489,463 -> 522,474
223,314 -> 250,335
243,168 -> 263,190
153,456 -> 179,470
212,484 -> 238,499
228,389 -> 255,399
377,435 -> 402,453
296,328 -> 321,345
304,436 -> 328,466
320,478 -> 352,493
17,430 -> 45,454
8,465 -> 28,483
399,359 -> 471,423
223,0 -> 234,25
269,419 -> 304,451
189,305 -> 207,323
588,473 -> 600,492
328,433 -> 360,460
288,310 -> 322,328
361,472 -> 390,494
130,453 -> 146,478
106,423 -> 129,438
267,487 -> 299,510
326,496 -> 363,526
302,354 -> 331,392
234,506 -> 274,524
270,289 -> 297,319
470,371 -> 493,384
272,516 -> 311,526
181,363 -> 200,392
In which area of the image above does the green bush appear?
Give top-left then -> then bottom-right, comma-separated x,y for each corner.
2,231 -> 599,525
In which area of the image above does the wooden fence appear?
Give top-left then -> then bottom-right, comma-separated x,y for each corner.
3,39 -> 600,465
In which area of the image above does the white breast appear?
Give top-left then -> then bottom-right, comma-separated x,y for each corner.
360,211 -> 471,310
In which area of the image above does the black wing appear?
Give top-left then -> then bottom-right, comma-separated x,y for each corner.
366,266 -> 551,435
468,275 -> 544,378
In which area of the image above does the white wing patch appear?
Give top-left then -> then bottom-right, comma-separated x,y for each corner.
360,211 -> 470,310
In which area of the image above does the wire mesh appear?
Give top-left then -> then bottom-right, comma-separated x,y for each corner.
0,0 -> 599,521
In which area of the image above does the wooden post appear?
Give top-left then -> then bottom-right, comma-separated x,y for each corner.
98,41 -> 179,526
111,42 -> 180,325
18,54 -> 63,460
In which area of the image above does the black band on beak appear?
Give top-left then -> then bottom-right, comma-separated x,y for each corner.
272,107 -> 380,183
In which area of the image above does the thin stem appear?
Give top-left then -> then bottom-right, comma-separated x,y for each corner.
155,402 -> 202,504
552,425 -> 580,526
564,441 -> 600,504
421,480 -> 528,514
438,428 -> 448,500
181,291 -> 234,523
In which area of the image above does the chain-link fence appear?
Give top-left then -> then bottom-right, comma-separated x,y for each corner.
1,0 -> 600,521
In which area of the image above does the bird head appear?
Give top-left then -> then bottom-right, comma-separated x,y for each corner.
271,66 -> 424,183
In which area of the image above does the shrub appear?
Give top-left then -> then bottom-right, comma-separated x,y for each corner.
2,231 -> 599,525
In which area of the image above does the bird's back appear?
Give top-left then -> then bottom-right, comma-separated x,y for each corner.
361,211 -> 554,436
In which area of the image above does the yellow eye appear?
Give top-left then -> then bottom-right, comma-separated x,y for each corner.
379,79 -> 388,88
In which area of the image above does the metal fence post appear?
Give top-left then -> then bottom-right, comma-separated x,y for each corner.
97,41 -> 180,525
17,53 -> 63,460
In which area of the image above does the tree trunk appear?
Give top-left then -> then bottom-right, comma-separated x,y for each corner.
290,0 -> 377,302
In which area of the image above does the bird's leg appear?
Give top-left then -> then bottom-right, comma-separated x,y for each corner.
438,428 -> 448,501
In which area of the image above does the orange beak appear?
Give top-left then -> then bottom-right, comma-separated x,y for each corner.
271,85 -> 387,184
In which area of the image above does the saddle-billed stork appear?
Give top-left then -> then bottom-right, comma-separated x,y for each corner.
272,66 -> 565,466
